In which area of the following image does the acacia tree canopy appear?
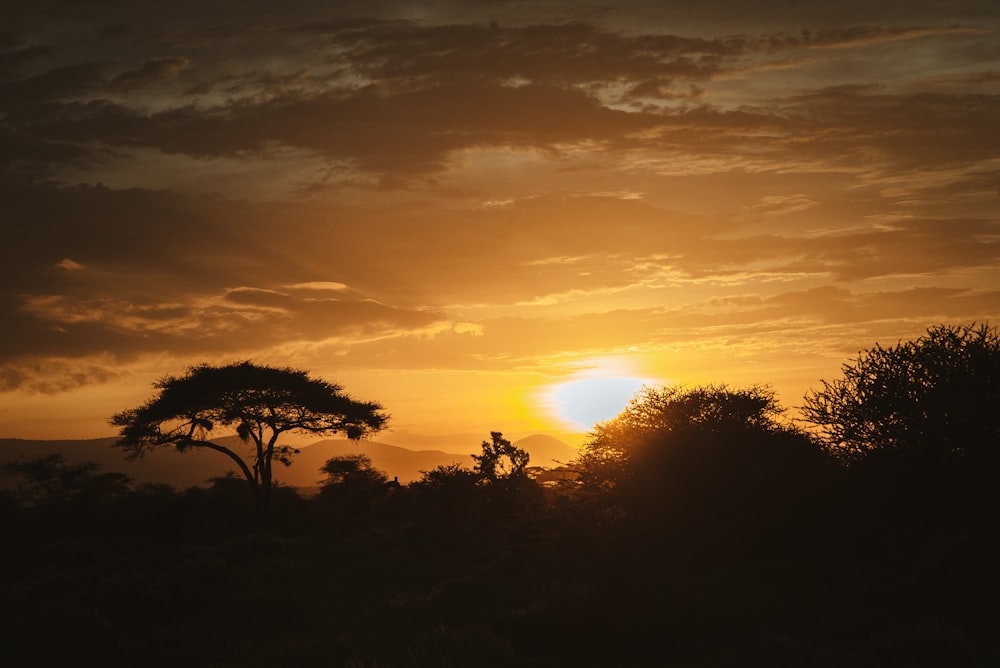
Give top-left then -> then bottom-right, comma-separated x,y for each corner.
111,361 -> 388,513
802,323 -> 1000,462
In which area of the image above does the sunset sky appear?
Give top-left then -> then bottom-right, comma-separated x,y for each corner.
3,0 -> 999,449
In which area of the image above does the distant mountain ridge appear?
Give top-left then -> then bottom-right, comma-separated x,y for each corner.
0,434 -> 577,489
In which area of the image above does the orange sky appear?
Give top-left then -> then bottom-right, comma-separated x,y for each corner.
2,1 -> 999,449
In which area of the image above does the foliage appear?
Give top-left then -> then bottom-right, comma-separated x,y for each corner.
2,453 -> 132,508
110,361 -> 387,516
472,431 -> 530,484
6,343 -> 999,666
318,454 -> 389,490
577,384 -> 800,490
406,463 -> 483,526
571,383 -> 833,550
802,323 -> 1000,462
412,432 -> 530,493
413,462 -> 482,490
314,454 -> 393,523
407,434 -> 541,527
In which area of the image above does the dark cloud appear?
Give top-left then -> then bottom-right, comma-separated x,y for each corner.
0,125 -> 92,179
0,359 -> 121,395
20,81 -> 659,181
1,0 -> 998,419
3,12 -> 996,187
0,181 -> 454,382
106,56 -> 189,92
0,44 -> 55,79
0,277 -> 446,389
317,20 -> 730,89
775,86 -> 1000,170
662,217 -> 1000,283
0,62 -> 105,107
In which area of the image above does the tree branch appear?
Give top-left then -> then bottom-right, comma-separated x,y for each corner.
177,437 -> 256,486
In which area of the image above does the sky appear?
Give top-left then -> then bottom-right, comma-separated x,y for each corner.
2,0 -> 999,449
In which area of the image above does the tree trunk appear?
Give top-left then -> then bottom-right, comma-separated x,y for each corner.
257,461 -> 274,527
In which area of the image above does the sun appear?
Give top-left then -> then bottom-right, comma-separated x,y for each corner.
545,361 -> 659,432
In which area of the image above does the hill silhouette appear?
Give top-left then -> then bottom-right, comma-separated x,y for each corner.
271,438 -> 474,488
513,433 -> 579,468
0,437 -> 221,489
0,433 -> 575,489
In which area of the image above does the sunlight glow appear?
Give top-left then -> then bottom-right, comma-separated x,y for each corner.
545,360 -> 659,431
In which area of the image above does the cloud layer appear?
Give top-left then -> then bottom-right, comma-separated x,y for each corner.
2,0 -> 998,438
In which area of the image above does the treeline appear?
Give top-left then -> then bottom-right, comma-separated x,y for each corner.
1,323 -> 998,667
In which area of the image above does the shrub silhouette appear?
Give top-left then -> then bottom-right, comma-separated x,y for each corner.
408,463 -> 484,527
318,453 -> 389,490
803,323 -> 1000,463
406,433 -> 543,529
2,453 -> 132,509
314,454 -> 392,525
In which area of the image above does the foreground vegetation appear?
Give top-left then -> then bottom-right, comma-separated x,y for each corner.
2,324 -> 998,666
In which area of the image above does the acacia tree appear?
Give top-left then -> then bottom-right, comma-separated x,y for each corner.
111,361 -> 387,517
802,323 -> 1000,462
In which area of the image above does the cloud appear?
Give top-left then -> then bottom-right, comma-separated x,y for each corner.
2,2 -> 999,418
55,258 -> 85,271
0,62 -> 106,109
25,81 -> 659,182
313,283 -> 1000,377
744,25 -> 988,52
743,194 -> 817,217
3,11 -> 995,193
106,56 -> 190,92
0,44 -> 54,78
316,20 -> 731,94
0,359 -> 121,395
3,283 -> 444,365
5,182 -> 998,330
286,281 -> 348,291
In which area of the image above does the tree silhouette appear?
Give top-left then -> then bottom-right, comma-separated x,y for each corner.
318,454 -> 388,490
2,453 -> 132,508
407,463 -> 483,526
802,323 -> 1000,462
111,361 -> 387,519
472,431 -> 530,484
413,462 -> 481,491
574,383 -> 830,547
314,454 -> 393,525
577,384 -> 800,490
404,433 -> 538,528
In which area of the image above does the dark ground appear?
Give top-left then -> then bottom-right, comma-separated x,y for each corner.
2,457 -> 997,667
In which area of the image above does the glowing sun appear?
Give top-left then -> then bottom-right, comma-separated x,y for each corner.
546,365 -> 655,431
